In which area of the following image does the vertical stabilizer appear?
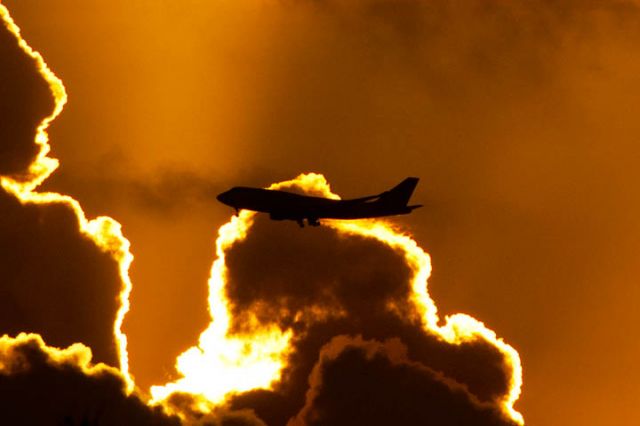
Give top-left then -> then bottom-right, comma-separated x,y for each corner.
380,177 -> 419,206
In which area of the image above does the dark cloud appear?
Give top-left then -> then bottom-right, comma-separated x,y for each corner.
289,335 -> 516,426
0,7 -> 123,367
0,187 -> 123,366
162,393 -> 267,426
0,333 -> 179,426
223,212 -> 514,425
225,217 -> 414,330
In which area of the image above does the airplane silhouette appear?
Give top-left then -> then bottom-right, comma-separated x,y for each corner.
216,177 -> 422,227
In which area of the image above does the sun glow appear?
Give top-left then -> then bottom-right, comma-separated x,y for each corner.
0,5 -> 134,390
150,211 -> 292,407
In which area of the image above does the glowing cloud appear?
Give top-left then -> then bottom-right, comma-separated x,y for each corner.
0,333 -> 180,425
153,173 -> 523,425
0,333 -> 121,383
0,5 -> 134,388
150,210 -> 293,409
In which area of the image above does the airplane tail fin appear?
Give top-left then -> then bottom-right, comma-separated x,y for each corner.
380,177 -> 419,206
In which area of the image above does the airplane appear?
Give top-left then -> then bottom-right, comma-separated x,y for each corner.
216,177 -> 422,227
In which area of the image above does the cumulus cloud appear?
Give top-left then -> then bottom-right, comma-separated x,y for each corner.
0,6 -> 124,367
289,335 -> 517,426
161,393 -> 267,426
0,187 -> 123,366
0,334 -> 179,426
221,210 -> 514,425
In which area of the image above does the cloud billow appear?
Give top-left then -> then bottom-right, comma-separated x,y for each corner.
223,213 -> 516,425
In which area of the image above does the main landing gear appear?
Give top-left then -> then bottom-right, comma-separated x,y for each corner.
297,218 -> 321,228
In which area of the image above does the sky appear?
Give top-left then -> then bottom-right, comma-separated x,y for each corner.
1,1 -> 640,425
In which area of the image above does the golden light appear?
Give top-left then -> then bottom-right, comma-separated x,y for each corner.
2,4 -> 523,423
150,211 -> 293,407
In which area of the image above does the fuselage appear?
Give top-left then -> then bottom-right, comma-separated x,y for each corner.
216,186 -> 415,221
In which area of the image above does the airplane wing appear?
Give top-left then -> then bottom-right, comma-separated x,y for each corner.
344,194 -> 382,203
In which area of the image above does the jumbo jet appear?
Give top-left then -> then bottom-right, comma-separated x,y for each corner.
216,177 -> 421,227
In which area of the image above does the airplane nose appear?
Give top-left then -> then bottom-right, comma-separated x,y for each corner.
216,190 -> 232,205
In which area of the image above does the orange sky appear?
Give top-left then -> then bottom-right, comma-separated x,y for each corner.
3,1 -> 640,424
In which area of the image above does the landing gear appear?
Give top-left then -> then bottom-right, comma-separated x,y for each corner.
296,218 -> 320,227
